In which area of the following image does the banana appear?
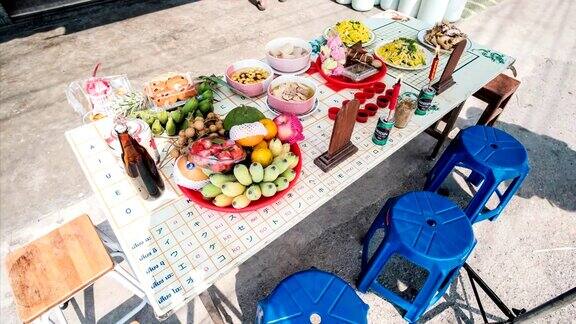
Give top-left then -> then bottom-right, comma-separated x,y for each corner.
273,158 -> 290,174
221,182 -> 246,197
269,139 -> 283,157
213,194 -> 234,207
249,162 -> 264,183
274,177 -> 289,191
281,143 -> 291,155
245,184 -> 262,201
209,173 -> 236,188
200,184 -> 222,199
285,152 -> 299,169
232,194 -> 251,209
260,182 -> 277,197
263,165 -> 280,182
281,169 -> 296,182
233,164 -> 253,186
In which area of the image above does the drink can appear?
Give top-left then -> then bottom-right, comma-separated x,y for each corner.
415,85 -> 436,115
107,119 -> 160,164
372,116 -> 395,146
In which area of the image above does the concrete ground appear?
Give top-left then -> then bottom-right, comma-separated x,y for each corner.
1,0 -> 575,323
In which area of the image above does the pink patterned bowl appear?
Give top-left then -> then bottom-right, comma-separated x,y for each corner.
225,59 -> 274,97
265,37 -> 312,73
267,75 -> 317,115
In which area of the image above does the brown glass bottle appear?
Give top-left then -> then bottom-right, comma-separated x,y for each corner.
116,124 -> 164,200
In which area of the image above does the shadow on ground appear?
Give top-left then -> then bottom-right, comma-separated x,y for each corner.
65,114 -> 574,323
0,0 -> 199,43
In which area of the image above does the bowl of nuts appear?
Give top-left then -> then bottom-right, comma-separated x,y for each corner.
267,75 -> 317,115
225,59 -> 274,97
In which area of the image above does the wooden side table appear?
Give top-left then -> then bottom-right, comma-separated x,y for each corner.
5,215 -> 146,323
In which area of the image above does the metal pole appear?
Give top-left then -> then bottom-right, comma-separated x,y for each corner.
513,287 -> 576,323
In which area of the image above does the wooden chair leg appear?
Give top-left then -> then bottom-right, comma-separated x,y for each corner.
428,101 -> 465,160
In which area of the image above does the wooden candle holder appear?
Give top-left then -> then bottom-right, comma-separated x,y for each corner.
314,100 -> 360,172
432,39 -> 468,95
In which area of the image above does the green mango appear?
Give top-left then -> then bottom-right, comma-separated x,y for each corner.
182,97 -> 198,116
145,116 -> 156,127
171,109 -> 183,124
197,82 -> 210,94
200,89 -> 214,101
165,117 -> 177,136
198,99 -> 213,116
180,118 -> 190,131
151,119 -> 164,135
158,111 -> 169,126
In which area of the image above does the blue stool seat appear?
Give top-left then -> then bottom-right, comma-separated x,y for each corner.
424,126 -> 529,223
358,192 -> 475,323
257,268 -> 369,324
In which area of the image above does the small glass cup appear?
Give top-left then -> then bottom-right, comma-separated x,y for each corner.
394,92 -> 418,129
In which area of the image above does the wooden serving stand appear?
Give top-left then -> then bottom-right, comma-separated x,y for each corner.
314,100 -> 360,172
432,39 -> 468,95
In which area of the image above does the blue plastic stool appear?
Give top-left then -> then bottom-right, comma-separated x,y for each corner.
257,268 -> 369,324
358,192 -> 476,323
424,125 -> 529,223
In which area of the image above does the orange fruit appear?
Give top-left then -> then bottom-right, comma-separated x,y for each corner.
254,140 -> 268,150
236,135 -> 264,147
251,148 -> 274,167
260,118 -> 277,140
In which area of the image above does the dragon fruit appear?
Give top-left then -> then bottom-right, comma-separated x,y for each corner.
273,114 -> 304,144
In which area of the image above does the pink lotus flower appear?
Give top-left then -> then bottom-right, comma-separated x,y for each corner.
273,114 -> 305,144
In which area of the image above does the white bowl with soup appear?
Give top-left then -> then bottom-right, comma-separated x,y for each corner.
267,75 -> 317,115
265,37 -> 312,73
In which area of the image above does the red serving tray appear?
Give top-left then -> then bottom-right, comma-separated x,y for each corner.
178,143 -> 302,213
315,57 -> 387,89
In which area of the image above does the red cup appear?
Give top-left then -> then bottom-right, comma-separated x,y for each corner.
342,100 -> 350,108
372,82 -> 386,93
365,103 -> 378,116
377,95 -> 389,108
363,88 -> 375,99
328,107 -> 340,120
385,89 -> 394,97
354,92 -> 367,104
356,110 -> 369,123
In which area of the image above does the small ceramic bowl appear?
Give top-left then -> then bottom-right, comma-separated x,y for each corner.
267,75 -> 318,115
265,37 -> 312,73
354,92 -> 367,104
226,59 -> 274,97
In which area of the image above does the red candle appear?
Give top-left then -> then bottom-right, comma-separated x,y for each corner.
388,78 -> 402,111
428,47 -> 440,82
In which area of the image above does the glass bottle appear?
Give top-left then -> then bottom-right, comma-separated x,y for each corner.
117,124 -> 164,200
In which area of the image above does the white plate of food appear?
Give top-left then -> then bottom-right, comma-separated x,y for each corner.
374,38 -> 434,71
323,20 -> 376,47
417,22 -> 470,53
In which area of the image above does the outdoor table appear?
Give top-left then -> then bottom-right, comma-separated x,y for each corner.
65,14 -> 514,320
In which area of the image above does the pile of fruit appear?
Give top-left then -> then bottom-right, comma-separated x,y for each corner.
133,80 -> 216,137
174,105 -> 305,210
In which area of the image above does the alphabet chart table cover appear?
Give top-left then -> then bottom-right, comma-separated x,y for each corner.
65,16 -> 513,318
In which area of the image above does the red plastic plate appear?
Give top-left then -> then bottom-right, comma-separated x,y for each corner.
315,57 -> 387,89
179,143 -> 303,213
